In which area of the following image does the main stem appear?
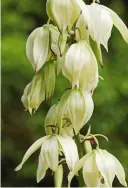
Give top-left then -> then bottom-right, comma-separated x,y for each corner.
75,134 -> 85,187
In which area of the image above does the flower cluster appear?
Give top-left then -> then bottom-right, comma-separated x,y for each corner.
15,0 -> 128,187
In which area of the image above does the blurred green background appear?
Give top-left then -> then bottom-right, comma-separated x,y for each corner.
1,0 -> 128,187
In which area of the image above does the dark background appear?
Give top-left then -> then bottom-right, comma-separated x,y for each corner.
1,0 -> 128,187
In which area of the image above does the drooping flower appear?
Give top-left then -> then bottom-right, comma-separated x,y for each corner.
46,0 -> 80,32
26,24 -> 60,72
76,1 -> 128,50
45,88 -> 94,134
68,148 -> 127,187
21,61 -> 56,114
15,134 -> 79,183
62,40 -> 99,93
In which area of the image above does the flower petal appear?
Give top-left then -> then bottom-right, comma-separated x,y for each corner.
95,149 -> 116,187
111,155 -> 127,187
33,26 -> 50,72
15,136 -> 49,171
56,89 -> 71,130
67,89 -> 87,134
21,82 -> 31,110
41,136 -> 59,171
75,0 -> 89,25
68,152 -> 92,187
83,91 -> 94,124
26,27 -> 40,69
57,135 -> 78,171
45,104 -> 57,135
43,61 -> 56,100
83,150 -> 99,187
37,153 -> 49,183
101,5 -> 128,44
75,13 -> 89,42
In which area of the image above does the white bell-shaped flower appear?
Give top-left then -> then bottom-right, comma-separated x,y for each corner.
87,3 -> 113,50
56,89 -> 94,134
66,89 -> 94,134
62,40 -> 98,92
26,24 -> 60,72
46,0 -> 80,32
15,134 -> 79,183
68,148 -> 127,187
45,88 -> 94,135
76,1 -> 128,50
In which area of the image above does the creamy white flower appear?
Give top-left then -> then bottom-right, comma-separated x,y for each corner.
76,1 -> 128,50
68,148 -> 127,187
62,40 -> 99,92
46,0 -> 80,32
15,134 -> 78,183
87,3 -> 113,51
26,24 -> 60,72
45,88 -> 94,135
58,89 -> 94,134
21,61 -> 56,114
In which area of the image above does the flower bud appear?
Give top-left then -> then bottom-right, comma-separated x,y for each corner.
21,61 -> 56,114
46,0 -> 80,32
62,40 -> 98,92
27,71 -> 45,114
54,165 -> 63,187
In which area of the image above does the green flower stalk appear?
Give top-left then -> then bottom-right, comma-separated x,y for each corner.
15,0 -> 128,187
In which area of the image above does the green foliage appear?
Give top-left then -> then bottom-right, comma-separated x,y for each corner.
2,0 -> 128,186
